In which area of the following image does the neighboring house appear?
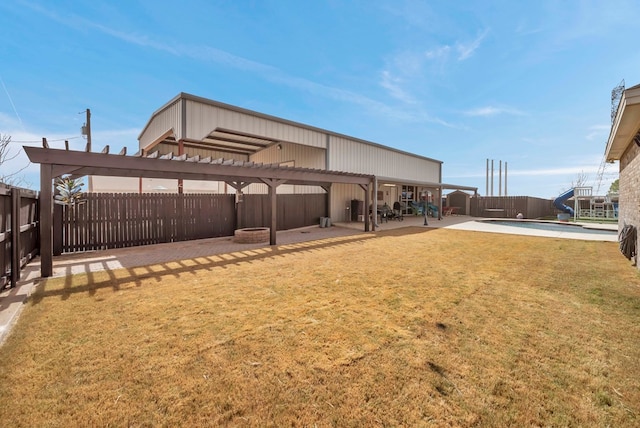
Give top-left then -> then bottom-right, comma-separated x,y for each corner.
91,92 -> 476,222
604,82 -> 640,263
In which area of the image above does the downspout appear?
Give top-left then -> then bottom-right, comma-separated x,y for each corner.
177,140 -> 184,194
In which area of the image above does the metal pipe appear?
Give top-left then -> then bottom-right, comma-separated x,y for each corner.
499,160 -> 502,196
486,158 -> 489,196
505,162 -> 508,196
490,159 -> 494,196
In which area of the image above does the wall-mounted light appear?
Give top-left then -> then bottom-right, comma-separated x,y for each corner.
276,144 -> 282,150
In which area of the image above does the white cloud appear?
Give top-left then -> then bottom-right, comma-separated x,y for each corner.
425,45 -> 451,60
379,70 -> 416,104
19,1 -> 473,141
25,2 -> 456,127
464,106 -> 525,117
456,28 -> 490,60
585,124 -> 611,141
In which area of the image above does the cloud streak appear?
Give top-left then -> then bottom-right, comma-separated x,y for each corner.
464,106 -> 526,117
23,1 -> 454,128
456,29 -> 490,60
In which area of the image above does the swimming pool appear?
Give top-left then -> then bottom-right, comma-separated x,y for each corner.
481,220 -> 617,236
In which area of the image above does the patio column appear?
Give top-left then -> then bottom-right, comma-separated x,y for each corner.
263,178 -> 286,245
40,163 -> 53,277
437,187 -> 443,220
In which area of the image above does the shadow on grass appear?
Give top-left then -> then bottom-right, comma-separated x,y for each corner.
374,226 -> 439,238
28,227 -> 437,304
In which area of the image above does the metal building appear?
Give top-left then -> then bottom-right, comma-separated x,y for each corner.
93,92 -> 476,222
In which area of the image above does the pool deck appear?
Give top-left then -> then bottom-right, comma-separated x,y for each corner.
445,218 -> 618,242
0,215 -> 619,345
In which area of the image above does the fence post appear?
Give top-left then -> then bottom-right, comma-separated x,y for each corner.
10,187 -> 20,287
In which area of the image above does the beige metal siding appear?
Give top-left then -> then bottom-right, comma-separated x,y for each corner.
185,100 -> 326,147
90,176 -> 230,194
139,100 -> 181,149
328,136 -> 440,182
153,143 -> 250,162
250,142 -> 325,169
330,183 -> 370,222
244,142 -> 326,194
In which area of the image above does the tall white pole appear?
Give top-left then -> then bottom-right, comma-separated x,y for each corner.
505,162 -> 508,196
499,160 -> 502,196
486,159 -> 489,196
490,159 -> 494,196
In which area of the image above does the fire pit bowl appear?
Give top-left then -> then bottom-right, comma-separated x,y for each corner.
233,227 -> 270,244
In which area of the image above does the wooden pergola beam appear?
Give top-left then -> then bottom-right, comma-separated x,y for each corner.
25,146 -> 375,277
24,147 -> 373,186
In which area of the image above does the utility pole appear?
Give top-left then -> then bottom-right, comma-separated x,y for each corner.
81,109 -> 92,152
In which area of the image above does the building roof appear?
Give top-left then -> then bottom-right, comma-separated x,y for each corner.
605,84 -> 640,161
139,92 -> 443,164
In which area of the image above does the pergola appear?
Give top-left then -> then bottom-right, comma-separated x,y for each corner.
24,141 -> 375,278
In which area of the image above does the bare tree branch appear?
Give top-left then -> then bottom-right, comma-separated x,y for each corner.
0,133 -> 28,186
571,170 -> 589,189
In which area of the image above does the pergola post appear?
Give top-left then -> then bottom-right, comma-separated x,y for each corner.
364,182 -> 371,232
10,187 -> 21,287
270,185 -> 277,245
263,179 -> 285,245
40,163 -> 53,277
437,186 -> 443,220
372,177 -> 378,231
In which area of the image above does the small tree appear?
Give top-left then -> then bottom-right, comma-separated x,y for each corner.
609,179 -> 619,194
54,176 -> 85,207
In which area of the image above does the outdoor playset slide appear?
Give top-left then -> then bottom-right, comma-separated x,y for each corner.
409,201 -> 439,217
553,188 -> 575,216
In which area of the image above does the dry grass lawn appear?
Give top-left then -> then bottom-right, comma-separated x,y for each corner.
1,227 -> 639,427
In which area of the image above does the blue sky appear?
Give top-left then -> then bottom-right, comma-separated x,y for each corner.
1,0 -> 637,198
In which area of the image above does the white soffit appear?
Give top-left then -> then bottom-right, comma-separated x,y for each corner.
606,84 -> 640,161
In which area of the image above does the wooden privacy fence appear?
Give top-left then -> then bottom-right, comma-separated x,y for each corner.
55,193 -> 236,254
56,192 -> 327,254
470,196 -> 556,219
0,184 -> 39,288
239,194 -> 327,231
